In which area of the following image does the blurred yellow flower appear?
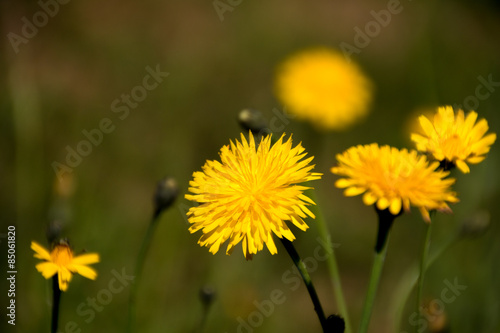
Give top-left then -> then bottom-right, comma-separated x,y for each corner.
331,144 -> 458,222
404,107 -> 436,139
411,106 -> 496,173
185,132 -> 322,260
275,48 -> 373,131
31,241 -> 99,291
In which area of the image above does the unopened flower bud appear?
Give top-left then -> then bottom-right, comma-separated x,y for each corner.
325,314 -> 345,332
199,285 -> 216,309
46,220 -> 63,245
238,109 -> 269,134
460,210 -> 490,238
424,298 -> 449,333
153,177 -> 179,219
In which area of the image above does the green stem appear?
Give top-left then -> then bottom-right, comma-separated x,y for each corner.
127,215 -> 160,333
392,232 -> 458,333
197,308 -> 208,333
51,276 -> 62,333
311,189 -> 352,333
358,241 -> 389,333
358,209 -> 395,333
196,303 -> 212,333
280,238 -> 328,332
414,221 -> 433,333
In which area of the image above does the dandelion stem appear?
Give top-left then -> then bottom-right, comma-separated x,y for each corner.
311,190 -> 352,333
51,276 -> 61,333
280,238 -> 328,332
415,220 -> 433,333
391,232 -> 458,332
127,214 -> 160,333
358,245 -> 389,333
358,209 -> 395,333
196,286 -> 216,333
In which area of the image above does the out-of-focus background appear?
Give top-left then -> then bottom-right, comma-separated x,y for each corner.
1,0 -> 499,332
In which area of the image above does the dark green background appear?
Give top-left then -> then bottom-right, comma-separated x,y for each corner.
1,0 -> 499,332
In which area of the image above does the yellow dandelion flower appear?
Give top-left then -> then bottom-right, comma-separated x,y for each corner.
411,106 -> 496,173
31,241 -> 99,291
331,144 -> 458,222
185,132 -> 322,260
274,47 -> 373,131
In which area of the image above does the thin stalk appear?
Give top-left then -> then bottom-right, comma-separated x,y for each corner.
358,209 -> 395,333
280,238 -> 328,332
392,232 -> 458,333
310,189 -> 352,333
196,302 -> 212,333
51,276 -> 62,333
358,239 -> 389,333
127,215 -> 160,333
197,309 -> 208,333
415,221 -> 433,333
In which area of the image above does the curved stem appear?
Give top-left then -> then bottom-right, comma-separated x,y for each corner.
127,215 -> 160,333
280,238 -> 328,332
311,190 -> 352,333
392,232 -> 458,333
414,221 -> 433,333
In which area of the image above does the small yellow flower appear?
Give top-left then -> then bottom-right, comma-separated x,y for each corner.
331,144 -> 458,222
275,47 -> 373,131
186,132 -> 322,260
411,106 -> 496,173
31,241 -> 99,291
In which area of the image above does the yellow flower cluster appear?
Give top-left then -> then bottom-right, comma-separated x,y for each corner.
185,105 -> 495,257
331,106 -> 495,221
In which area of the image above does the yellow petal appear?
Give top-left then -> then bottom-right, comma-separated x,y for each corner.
389,198 -> 402,215
419,115 -> 436,138
335,178 -> 353,188
31,241 -> 51,260
467,156 -> 485,164
58,268 -> 73,292
470,119 -> 489,140
455,160 -> 470,173
70,264 -> 98,280
362,192 -> 377,205
72,253 -> 100,265
344,186 -> 366,196
35,262 -> 58,279
377,197 -> 390,210
419,207 -> 431,223
266,234 -> 278,255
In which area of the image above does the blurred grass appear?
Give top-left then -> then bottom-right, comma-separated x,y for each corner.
1,0 -> 499,332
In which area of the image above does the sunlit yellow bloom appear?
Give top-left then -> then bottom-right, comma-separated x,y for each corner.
275,48 -> 372,131
186,132 -> 322,260
31,241 -> 99,291
405,107 -> 436,139
331,144 -> 458,222
411,106 -> 496,173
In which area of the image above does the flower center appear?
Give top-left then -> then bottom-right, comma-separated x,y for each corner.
51,245 -> 73,266
440,134 -> 463,159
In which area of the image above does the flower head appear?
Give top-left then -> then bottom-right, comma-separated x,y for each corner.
331,144 -> 458,222
185,132 -> 322,260
31,240 -> 99,291
274,47 -> 373,131
153,177 -> 179,218
411,106 -> 496,173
